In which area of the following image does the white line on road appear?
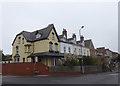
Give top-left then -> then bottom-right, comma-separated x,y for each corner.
109,73 -> 118,76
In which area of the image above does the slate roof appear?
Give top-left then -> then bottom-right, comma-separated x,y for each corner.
12,24 -> 59,45
2,55 -> 12,61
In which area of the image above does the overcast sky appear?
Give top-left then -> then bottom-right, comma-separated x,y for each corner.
0,0 -> 119,54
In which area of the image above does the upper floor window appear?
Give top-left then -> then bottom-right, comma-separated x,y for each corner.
64,47 -> 66,53
52,32 -> 54,40
18,37 -> 21,44
49,42 -> 53,51
68,47 -> 71,53
16,46 -> 19,54
22,38 -> 24,44
36,33 -> 41,39
55,43 -> 58,51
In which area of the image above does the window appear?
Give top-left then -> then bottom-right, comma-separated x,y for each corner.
25,45 -> 31,53
79,49 -> 81,55
84,49 -> 86,55
36,33 -> 41,39
22,38 -> 24,44
49,42 -> 53,51
74,48 -> 77,54
16,46 -> 19,54
23,58 -> 25,63
28,46 -> 30,52
68,47 -> 71,53
17,58 -> 19,62
55,43 -> 58,51
64,47 -> 66,53
18,37 -> 21,44
52,32 -> 54,40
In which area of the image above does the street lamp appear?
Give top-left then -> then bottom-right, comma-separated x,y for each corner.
79,26 -> 84,74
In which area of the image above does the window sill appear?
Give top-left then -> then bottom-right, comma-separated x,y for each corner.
25,52 -> 31,53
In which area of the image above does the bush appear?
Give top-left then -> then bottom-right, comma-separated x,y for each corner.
79,56 -> 102,65
63,53 -> 80,66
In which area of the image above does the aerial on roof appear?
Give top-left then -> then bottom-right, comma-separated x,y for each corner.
12,24 -> 59,45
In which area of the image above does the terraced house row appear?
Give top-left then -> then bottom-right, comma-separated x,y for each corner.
11,24 -> 118,66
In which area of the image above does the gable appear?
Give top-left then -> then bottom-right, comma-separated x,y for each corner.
48,26 -> 60,42
12,34 -> 27,46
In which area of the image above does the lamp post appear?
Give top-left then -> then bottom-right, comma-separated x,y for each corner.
79,26 -> 84,74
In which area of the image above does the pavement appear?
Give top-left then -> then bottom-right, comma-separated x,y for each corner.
1,72 -> 119,84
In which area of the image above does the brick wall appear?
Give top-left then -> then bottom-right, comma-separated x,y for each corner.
2,62 -> 48,75
2,63 -> 102,76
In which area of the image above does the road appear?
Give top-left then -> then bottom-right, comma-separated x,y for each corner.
2,72 -> 119,84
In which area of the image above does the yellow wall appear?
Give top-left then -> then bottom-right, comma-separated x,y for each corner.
12,28 -> 60,66
34,29 -> 60,53
12,34 -> 33,63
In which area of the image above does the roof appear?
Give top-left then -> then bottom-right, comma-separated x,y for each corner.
84,39 -> 95,49
28,52 -> 64,58
58,35 -> 63,39
12,24 -> 59,45
2,55 -> 12,61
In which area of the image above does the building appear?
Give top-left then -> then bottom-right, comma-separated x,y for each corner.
112,52 -> 118,59
59,29 -> 90,57
12,24 -> 64,66
96,47 -> 113,64
84,39 -> 96,57
2,54 -> 12,63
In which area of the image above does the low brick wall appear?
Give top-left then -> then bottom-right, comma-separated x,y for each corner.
49,66 -> 81,72
2,62 -> 48,75
2,63 -> 102,76
84,65 -> 102,74
49,65 -> 102,75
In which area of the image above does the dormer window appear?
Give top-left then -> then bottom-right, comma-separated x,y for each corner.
36,33 -> 41,39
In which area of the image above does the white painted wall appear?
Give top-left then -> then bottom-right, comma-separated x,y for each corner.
60,42 -> 73,54
60,42 -> 90,57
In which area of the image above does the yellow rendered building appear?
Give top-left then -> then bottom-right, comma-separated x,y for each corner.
12,24 -> 64,66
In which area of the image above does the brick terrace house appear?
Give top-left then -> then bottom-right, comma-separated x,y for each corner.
84,39 -> 96,57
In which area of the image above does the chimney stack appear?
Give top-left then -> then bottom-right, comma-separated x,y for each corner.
62,28 -> 67,38
80,35 -> 84,42
72,33 -> 76,40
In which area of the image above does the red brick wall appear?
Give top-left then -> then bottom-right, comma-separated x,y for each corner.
2,62 -> 48,75
2,62 -> 102,76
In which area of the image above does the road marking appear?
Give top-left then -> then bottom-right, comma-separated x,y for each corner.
109,73 -> 118,76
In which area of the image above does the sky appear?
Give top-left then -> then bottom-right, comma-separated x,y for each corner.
0,0 -> 119,54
